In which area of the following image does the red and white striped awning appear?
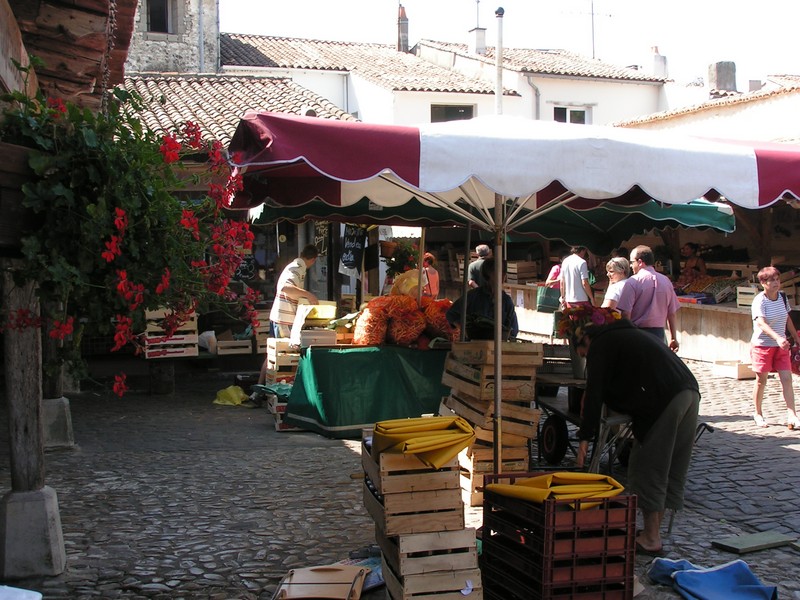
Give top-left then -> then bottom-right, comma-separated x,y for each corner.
229,111 -> 800,230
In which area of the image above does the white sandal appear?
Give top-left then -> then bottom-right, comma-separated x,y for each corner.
788,414 -> 800,430
753,414 -> 768,428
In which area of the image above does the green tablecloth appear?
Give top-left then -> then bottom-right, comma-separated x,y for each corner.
285,346 -> 450,439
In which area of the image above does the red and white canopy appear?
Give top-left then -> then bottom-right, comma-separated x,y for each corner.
229,111 -> 800,231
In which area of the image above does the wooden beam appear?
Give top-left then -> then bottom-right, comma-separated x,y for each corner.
0,0 -> 38,96
2,262 -> 45,492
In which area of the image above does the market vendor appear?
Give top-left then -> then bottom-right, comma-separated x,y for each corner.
674,243 -> 707,288
446,257 -> 518,340
573,318 -> 700,557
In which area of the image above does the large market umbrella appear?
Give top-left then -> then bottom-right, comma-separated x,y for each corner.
252,196 -> 735,256
229,111 -> 800,469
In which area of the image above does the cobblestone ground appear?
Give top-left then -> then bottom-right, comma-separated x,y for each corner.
0,358 -> 799,599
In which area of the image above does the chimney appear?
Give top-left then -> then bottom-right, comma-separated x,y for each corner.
469,26 -> 487,55
708,61 -> 737,92
651,46 -> 668,79
749,79 -> 764,92
397,4 -> 409,53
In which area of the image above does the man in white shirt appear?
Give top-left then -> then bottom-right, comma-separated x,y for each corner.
268,244 -> 320,338
560,246 -> 594,308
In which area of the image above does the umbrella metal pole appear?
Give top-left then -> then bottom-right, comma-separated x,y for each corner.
459,225 -> 472,342
417,228 -> 426,305
493,194 -> 503,473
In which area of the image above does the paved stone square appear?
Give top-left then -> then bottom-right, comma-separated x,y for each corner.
1,357 -> 799,599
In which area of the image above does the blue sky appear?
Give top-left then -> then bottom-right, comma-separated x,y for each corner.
219,0 -> 800,90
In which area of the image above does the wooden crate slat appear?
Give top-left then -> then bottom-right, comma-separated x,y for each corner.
443,393 -> 538,439
376,527 -> 478,577
451,341 -> 544,366
382,556 -> 482,598
216,340 -> 253,355
363,483 -> 465,537
361,440 -> 459,495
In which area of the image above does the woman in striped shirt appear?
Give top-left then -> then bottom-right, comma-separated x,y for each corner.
750,266 -> 800,429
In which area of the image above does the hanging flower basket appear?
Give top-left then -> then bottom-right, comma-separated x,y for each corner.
380,240 -> 399,258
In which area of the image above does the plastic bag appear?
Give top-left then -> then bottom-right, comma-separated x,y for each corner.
213,385 -> 248,406
390,269 -> 426,297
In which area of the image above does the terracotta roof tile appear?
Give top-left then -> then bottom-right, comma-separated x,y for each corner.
613,85 -> 800,127
416,40 -> 664,83
122,73 -> 356,146
220,34 -> 518,95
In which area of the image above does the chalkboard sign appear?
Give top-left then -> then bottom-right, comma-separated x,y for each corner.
341,225 -> 367,272
314,222 -> 329,256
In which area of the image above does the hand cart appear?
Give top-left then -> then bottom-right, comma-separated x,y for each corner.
535,373 -> 634,474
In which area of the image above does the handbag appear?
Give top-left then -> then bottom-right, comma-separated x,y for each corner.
536,284 -> 561,313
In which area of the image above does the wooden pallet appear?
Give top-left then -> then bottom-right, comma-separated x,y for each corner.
376,527 -> 479,577
450,341 -> 544,367
443,392 -> 539,440
442,355 -> 536,402
382,556 -> 482,600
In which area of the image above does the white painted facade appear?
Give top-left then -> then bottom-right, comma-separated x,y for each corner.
620,89 -> 800,142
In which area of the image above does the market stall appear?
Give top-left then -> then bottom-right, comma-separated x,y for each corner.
228,112 -> 800,469
284,345 -> 450,438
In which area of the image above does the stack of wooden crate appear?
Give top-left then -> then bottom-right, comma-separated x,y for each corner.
440,341 -> 543,507
264,338 -> 300,384
143,308 -> 199,359
506,261 -> 540,285
265,392 -> 303,432
255,309 -> 270,355
361,431 -> 483,599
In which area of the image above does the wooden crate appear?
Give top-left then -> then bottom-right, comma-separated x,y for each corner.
273,411 -> 303,432
450,341 -> 544,367
361,439 -> 460,496
737,286 -> 758,308
143,309 -> 199,359
442,355 -> 536,402
216,339 -> 253,355
256,332 -> 269,355
443,392 -> 539,440
362,437 -> 464,537
264,369 -> 295,385
712,360 -> 756,380
473,424 -> 530,448
506,261 -> 540,284
459,446 -> 530,507
382,556 -> 482,600
376,528 -> 479,577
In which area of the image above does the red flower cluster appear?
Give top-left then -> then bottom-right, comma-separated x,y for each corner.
155,268 -> 171,295
46,97 -> 67,116
112,373 -> 129,397
159,135 -> 182,163
49,317 -> 74,340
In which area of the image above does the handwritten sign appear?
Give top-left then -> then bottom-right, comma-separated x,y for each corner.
341,225 -> 367,272
314,222 -> 329,256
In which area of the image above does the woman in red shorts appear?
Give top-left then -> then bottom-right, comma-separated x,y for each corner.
750,266 -> 800,429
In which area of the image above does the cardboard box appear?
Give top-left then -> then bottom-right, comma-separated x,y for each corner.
712,361 -> 756,380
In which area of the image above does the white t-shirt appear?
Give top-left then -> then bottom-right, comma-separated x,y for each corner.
751,292 -> 789,347
561,253 -> 590,303
603,278 -> 628,305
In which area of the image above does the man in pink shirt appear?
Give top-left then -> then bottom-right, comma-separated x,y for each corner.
616,245 -> 680,353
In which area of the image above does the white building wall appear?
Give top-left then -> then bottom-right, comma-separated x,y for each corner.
621,92 -> 800,142
530,76 -> 661,125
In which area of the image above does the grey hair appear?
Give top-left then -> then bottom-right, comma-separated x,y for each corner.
606,257 -> 629,275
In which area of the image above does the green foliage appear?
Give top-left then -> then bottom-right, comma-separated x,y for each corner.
1,57 -> 253,381
383,238 -> 419,278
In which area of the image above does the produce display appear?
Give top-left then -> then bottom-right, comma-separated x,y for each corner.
352,295 -> 458,348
